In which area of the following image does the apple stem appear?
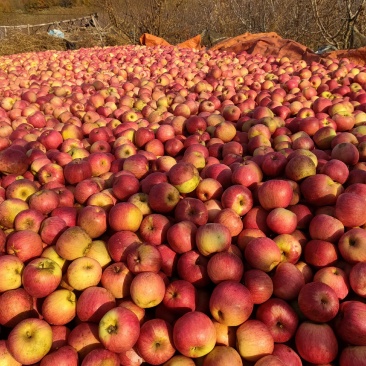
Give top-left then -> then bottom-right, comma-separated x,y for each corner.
107,325 -> 117,334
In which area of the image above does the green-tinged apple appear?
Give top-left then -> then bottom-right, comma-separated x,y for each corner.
55,226 -> 93,261
273,234 -> 302,264
66,256 -> 103,291
202,346 -> 243,366
108,202 -> 143,232
7,318 -> 53,365
236,319 -> 274,362
84,239 -> 112,269
41,245 -> 69,273
195,222 -> 231,256
41,289 -> 77,325
128,192 -> 152,216
163,355 -> 195,365
167,162 -> 200,194
0,339 -> 22,366
0,197 -> 29,229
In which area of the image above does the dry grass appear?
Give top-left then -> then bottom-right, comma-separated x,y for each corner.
0,31 -> 67,55
0,4 -> 132,56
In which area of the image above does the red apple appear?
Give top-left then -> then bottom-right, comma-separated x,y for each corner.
257,179 -> 293,210
335,192 -> 366,228
98,306 -> 140,353
173,311 -> 216,358
100,262 -> 134,299
76,286 -> 116,323
295,321 -> 338,364
136,318 -> 176,365
236,319 -> 274,362
138,213 -> 171,246
256,298 -> 298,343
81,348 -> 119,366
349,262 -> 366,297
244,237 -> 282,272
163,279 -> 196,315
148,182 -> 180,213
272,344 -> 302,366
22,257 -> 62,298
209,280 -> 253,326
298,281 -> 339,322
166,220 -> 197,253
0,288 -> 37,328
126,242 -> 162,274
207,251 -> 244,284
6,229 -> 44,263
130,271 -> 166,309
176,250 -> 210,288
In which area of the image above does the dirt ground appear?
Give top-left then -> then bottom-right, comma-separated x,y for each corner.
0,6 -> 98,26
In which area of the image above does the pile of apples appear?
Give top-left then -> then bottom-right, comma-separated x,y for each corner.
1,42 -> 366,366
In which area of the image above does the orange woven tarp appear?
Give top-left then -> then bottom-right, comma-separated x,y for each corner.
177,34 -> 202,49
325,47 -> 366,66
210,32 -> 322,64
139,31 -> 366,66
139,33 -> 170,47
140,33 -> 202,50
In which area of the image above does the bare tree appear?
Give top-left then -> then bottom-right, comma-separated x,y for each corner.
100,0 -> 190,44
92,0 -> 366,50
311,0 -> 365,49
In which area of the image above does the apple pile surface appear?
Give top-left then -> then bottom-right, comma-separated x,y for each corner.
1,43 -> 366,365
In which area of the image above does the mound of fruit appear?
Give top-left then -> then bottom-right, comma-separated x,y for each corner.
0,44 -> 366,365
